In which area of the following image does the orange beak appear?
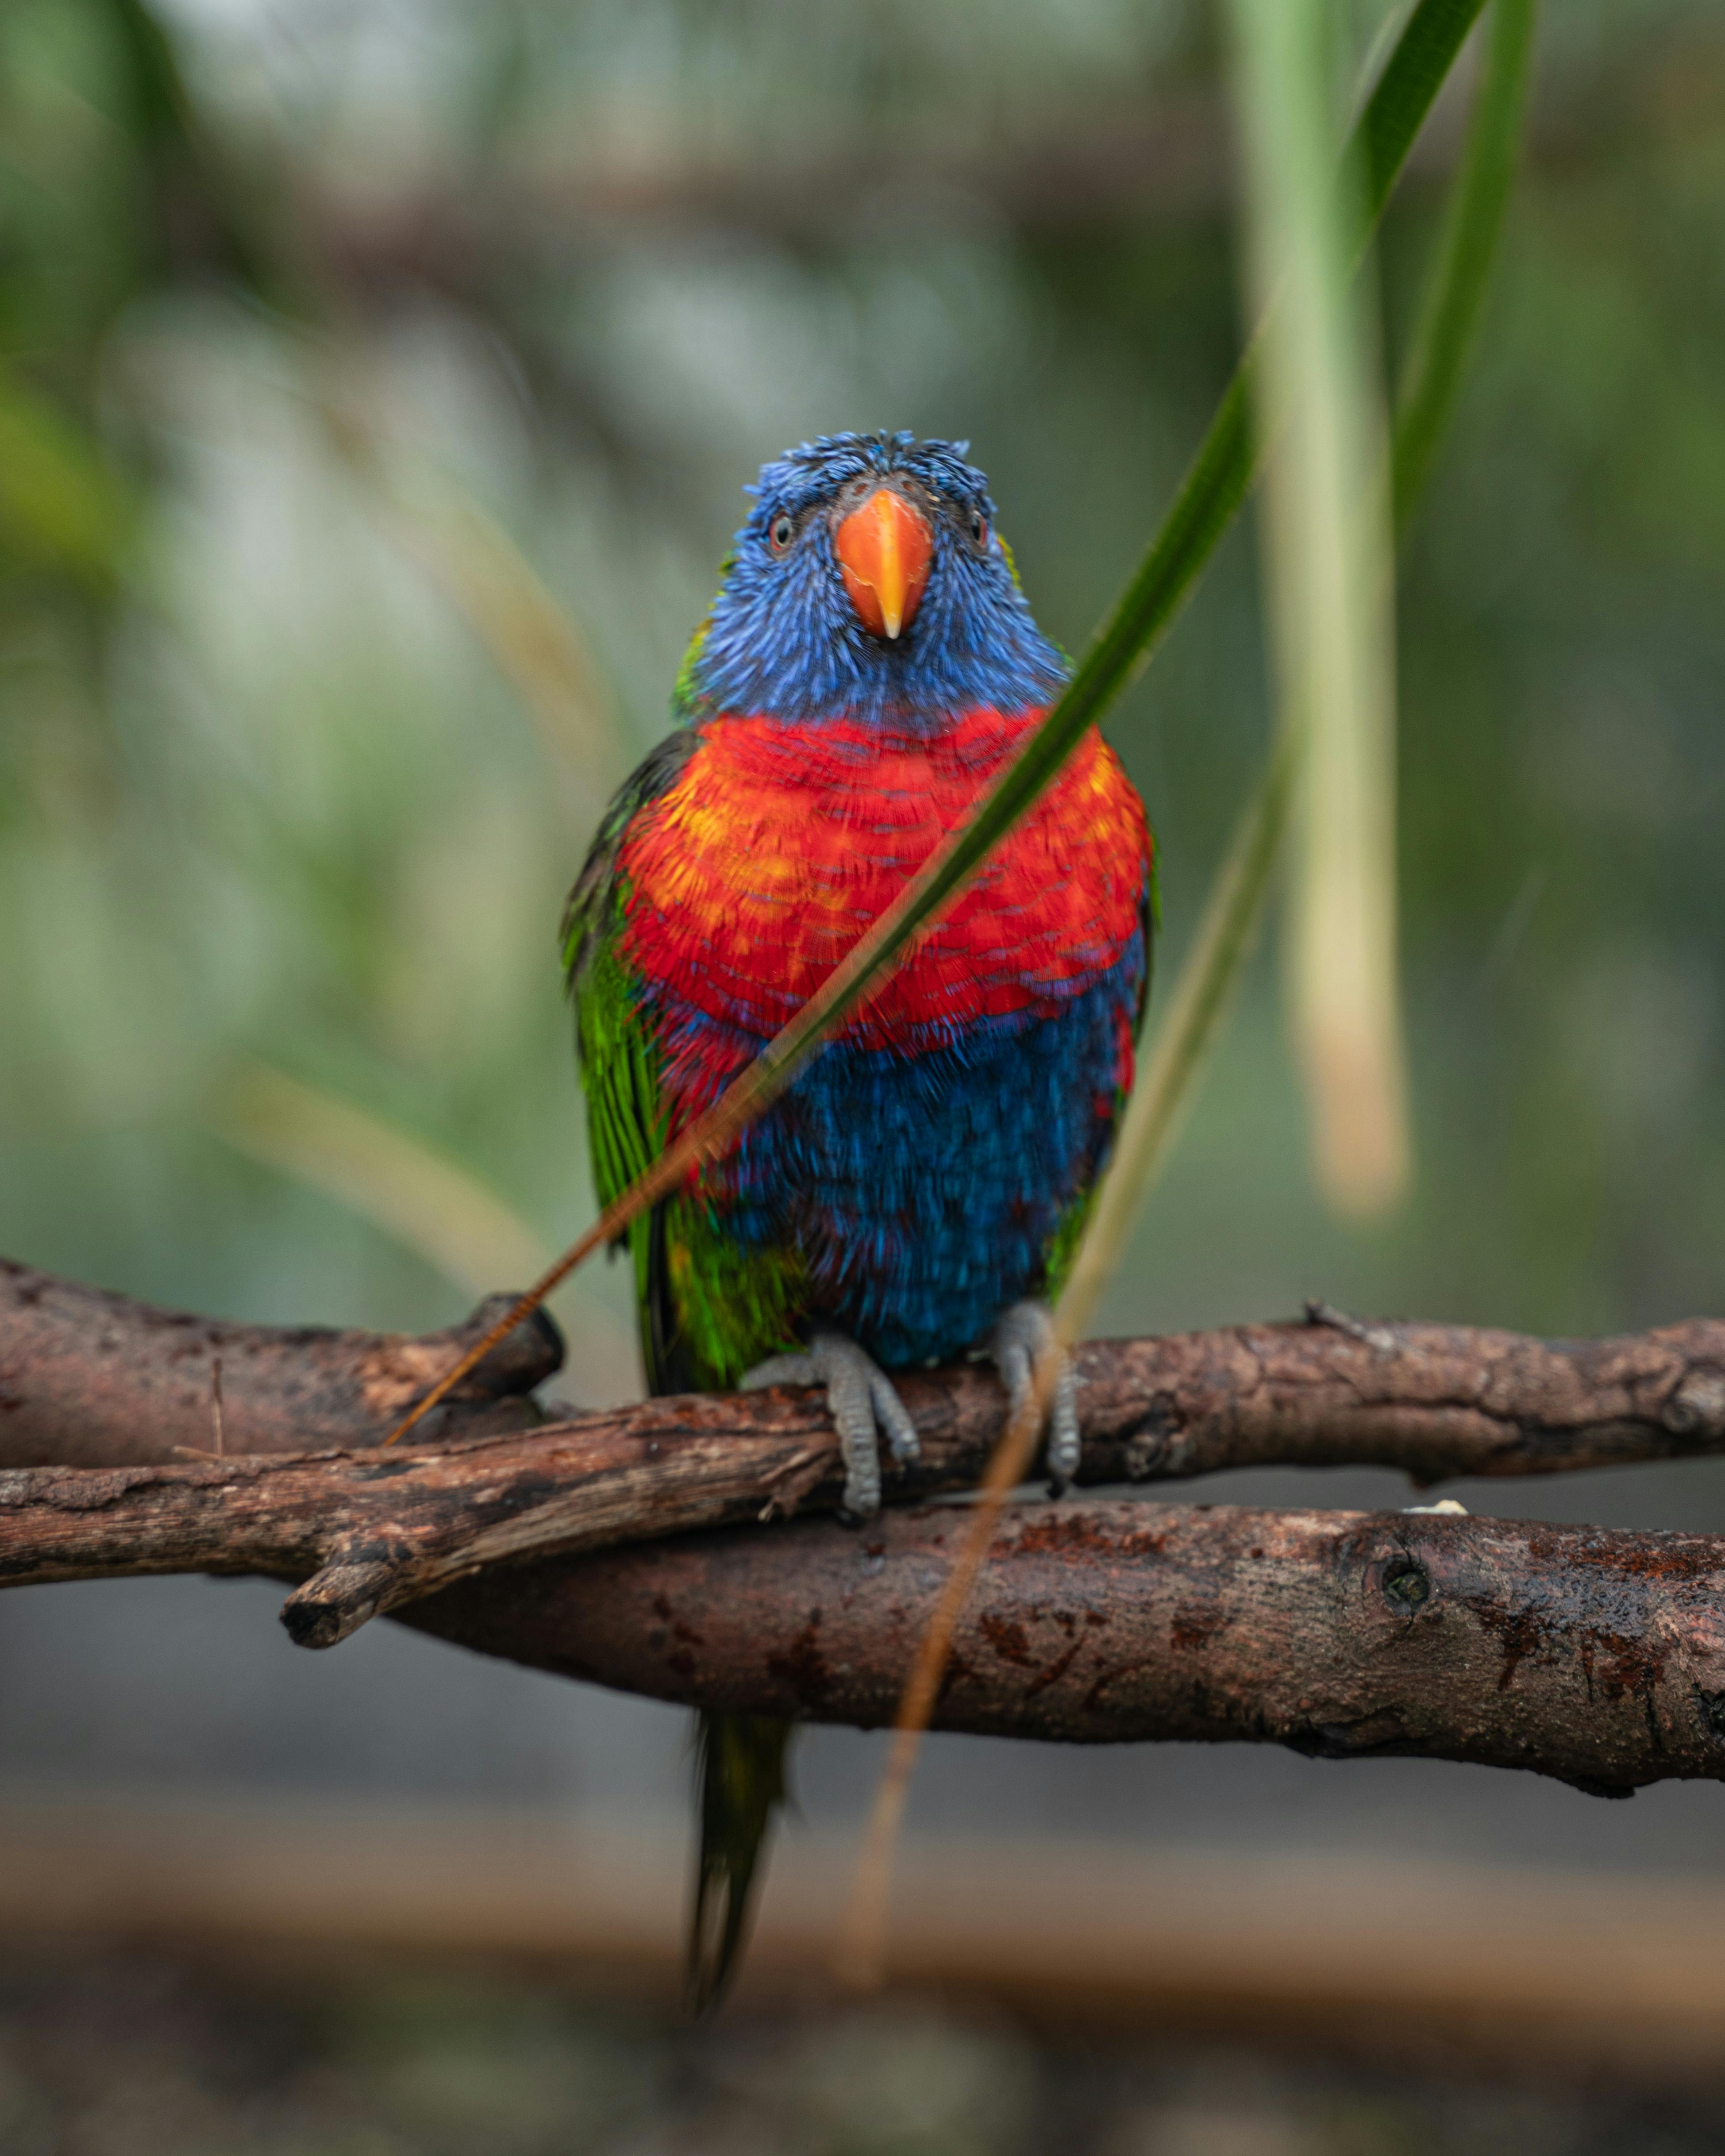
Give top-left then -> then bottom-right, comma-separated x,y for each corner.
834,486 -> 932,640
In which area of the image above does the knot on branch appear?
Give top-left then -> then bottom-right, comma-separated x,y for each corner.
1663,1367 -> 1725,1440
401,1497 -> 1725,1792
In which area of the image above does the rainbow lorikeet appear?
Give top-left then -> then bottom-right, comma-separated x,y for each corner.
562,432 -> 1152,2006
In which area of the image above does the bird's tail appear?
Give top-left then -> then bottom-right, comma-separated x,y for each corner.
689,1709 -> 793,2014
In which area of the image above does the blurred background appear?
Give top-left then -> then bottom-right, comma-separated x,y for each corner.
4,0 -> 1725,2147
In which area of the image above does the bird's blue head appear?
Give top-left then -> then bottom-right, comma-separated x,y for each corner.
681,432 -> 1068,731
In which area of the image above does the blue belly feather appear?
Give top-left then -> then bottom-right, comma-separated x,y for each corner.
660,926 -> 1145,1367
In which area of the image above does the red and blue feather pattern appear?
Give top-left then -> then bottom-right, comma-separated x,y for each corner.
574,698 -> 1151,1382
564,431 -> 1154,2009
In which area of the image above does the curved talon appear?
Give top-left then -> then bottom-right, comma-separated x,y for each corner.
742,1332 -> 919,1518
989,1300 -> 1080,1495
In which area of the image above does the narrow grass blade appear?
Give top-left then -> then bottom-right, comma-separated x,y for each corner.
1053,0 -> 1539,1329
384,0 -> 1488,1446
1057,735 -> 1299,1341
835,736 -> 1297,1992
1394,0 -> 1540,531
215,1062 -> 552,1296
318,381 -> 622,784
1234,0 -> 1407,1218
214,1061 -> 638,1397
838,0 -> 1531,1990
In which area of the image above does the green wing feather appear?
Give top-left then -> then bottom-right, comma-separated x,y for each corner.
562,728 -> 693,1392
563,705 -> 806,1394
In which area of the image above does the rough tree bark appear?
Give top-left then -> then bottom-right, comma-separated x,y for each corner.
7,1258 -> 1725,1792
407,1502 -> 1725,1797
0,1259 -> 560,1463
9,1258 -> 1725,1484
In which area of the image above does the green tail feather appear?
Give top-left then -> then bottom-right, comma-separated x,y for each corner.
689,1709 -> 793,2014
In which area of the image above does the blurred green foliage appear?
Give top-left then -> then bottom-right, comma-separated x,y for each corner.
3,0 -> 1725,1398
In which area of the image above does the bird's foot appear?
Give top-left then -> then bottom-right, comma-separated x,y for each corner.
989,1300 -> 1080,1497
741,1332 -> 920,1521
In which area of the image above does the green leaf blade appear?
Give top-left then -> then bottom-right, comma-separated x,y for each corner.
1394,0 -> 1540,530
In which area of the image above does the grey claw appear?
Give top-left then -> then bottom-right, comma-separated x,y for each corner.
742,1333 -> 918,1518
989,1301 -> 1080,1493
865,1362 -> 921,1466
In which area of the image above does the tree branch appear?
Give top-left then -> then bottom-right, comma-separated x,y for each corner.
404,1499 -> 1725,1796
0,1257 -> 562,1464
6,1261 -> 1725,1632
8,1258 -> 1725,1789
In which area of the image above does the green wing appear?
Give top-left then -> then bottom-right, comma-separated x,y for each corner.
562,726 -> 804,1395
562,730 -> 695,1394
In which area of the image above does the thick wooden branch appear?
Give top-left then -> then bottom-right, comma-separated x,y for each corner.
10,1257 -> 1725,1788
403,1500 -> 1725,1796
5,1265 -> 1725,1648
11,1262 -> 1725,1489
0,1258 -> 563,1463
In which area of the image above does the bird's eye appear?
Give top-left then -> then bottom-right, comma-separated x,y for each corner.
969,509 -> 988,547
769,513 -> 796,554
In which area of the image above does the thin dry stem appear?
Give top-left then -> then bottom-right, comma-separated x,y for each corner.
836,1348 -> 1063,1990
384,817 -> 978,1445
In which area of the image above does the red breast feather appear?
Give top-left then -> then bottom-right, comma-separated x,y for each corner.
619,706 -> 1150,1056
